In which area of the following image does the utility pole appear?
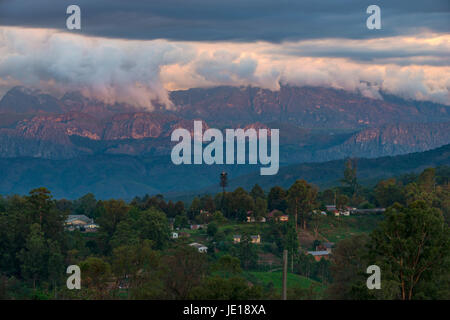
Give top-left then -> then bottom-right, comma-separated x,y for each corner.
282,249 -> 288,300
220,172 -> 228,211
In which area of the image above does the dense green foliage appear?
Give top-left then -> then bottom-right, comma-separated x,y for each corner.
0,165 -> 448,300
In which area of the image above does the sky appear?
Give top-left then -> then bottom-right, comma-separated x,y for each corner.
0,0 -> 448,108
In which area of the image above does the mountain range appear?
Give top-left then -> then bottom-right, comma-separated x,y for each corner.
0,85 -> 448,198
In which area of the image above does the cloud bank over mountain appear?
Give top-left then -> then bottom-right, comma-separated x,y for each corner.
1,27 -> 448,108
0,0 -> 448,108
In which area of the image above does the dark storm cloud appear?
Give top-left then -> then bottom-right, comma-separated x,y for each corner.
271,40 -> 450,65
0,0 -> 448,42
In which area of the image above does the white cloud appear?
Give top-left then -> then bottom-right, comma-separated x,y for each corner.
0,27 -> 448,108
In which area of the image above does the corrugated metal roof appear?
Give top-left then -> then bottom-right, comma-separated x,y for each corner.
307,251 -> 330,256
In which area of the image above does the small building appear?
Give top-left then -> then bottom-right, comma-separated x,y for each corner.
65,215 -> 96,232
233,235 -> 241,244
247,216 -> 266,223
251,235 -> 261,244
172,232 -> 179,239
325,205 -> 336,212
189,242 -> 208,253
83,223 -> 99,233
341,210 -> 350,216
323,242 -> 334,253
267,210 -> 288,222
246,211 -> 256,223
307,250 -> 330,261
190,224 -> 201,230
316,242 -> 334,253
66,214 -> 93,226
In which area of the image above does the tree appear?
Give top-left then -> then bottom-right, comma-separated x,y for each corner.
211,255 -> 242,276
228,188 -> 254,219
287,284 -> 322,300
336,194 -> 349,211
97,199 -> 129,238
327,234 -> 371,300
162,245 -> 208,299
166,200 -> 177,218
254,197 -> 268,221
417,168 -> 436,193
268,186 -> 287,212
96,199 -> 129,254
191,275 -> 263,300
137,208 -> 170,250
55,198 -> 73,214
436,165 -> 450,185
200,195 -> 215,213
112,240 -> 162,299
27,188 -> 53,229
321,189 -> 335,206
207,221 -> 219,238
174,213 -> 189,230
26,188 -> 65,244
188,197 -> 201,220
235,234 -> 258,270
284,221 -> 299,271
250,184 -> 265,200
47,239 -> 64,298
18,224 -> 47,289
110,219 -> 139,249
342,158 -> 359,196
73,193 -> 97,218
287,180 -> 317,231
374,178 -> 405,207
368,201 -> 450,300
212,211 -> 227,224
174,201 -> 185,216
310,213 -> 325,238
80,257 -> 112,299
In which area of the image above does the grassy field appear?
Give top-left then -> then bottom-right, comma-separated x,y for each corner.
244,271 -> 324,293
317,215 -> 383,242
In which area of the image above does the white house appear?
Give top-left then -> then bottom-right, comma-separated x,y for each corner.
189,242 -> 208,253
65,215 -> 97,232
172,232 -> 179,239
341,210 -> 350,216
